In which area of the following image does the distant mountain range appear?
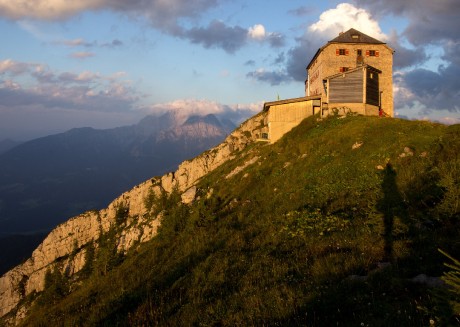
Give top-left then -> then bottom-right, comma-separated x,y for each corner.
0,111 -> 235,237
0,139 -> 23,155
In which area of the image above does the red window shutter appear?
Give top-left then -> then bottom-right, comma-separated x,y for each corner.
375,50 -> 380,57
345,49 -> 349,56
365,50 -> 370,56
339,67 -> 343,72
336,49 -> 340,56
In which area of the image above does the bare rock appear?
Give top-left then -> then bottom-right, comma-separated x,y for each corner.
181,186 -> 197,204
161,172 -> 176,193
352,141 -> 363,150
226,156 -> 259,179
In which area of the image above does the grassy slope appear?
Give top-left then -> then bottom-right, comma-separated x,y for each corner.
16,115 -> 460,326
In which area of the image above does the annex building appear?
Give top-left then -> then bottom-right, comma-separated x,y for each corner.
260,28 -> 394,143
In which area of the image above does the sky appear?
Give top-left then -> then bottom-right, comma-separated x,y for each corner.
0,0 -> 459,140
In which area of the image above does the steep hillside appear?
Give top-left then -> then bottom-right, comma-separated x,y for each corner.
1,114 -> 459,326
0,112 -> 265,323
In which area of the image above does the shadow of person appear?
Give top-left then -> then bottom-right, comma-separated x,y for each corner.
377,163 -> 408,262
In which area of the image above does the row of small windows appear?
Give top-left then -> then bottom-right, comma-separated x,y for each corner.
336,49 -> 379,57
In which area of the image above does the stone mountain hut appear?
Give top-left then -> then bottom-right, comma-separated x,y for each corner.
259,28 -> 394,143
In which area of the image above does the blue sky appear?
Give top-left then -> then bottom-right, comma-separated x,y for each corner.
0,0 -> 459,140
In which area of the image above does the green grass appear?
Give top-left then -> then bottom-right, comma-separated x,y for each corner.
11,115 -> 460,326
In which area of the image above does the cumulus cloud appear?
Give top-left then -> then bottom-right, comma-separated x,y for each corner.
309,3 -> 386,41
387,31 -> 428,69
144,98 -> 262,125
395,64 -> 460,112
0,59 -> 139,113
273,52 -> 285,65
251,3 -> 389,85
267,33 -> 286,48
0,1 -> 284,53
248,24 -> 266,40
146,98 -> 260,115
134,99 -> 260,135
0,59 -> 30,75
251,2 -> 425,88
183,20 -> 248,54
246,68 -> 291,86
58,71 -> 101,83
179,21 -> 285,54
356,0 -> 459,45
247,24 -> 285,48
0,0 -> 217,30
0,0 -> 101,20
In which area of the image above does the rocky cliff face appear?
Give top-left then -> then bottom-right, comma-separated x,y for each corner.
0,111 -> 266,323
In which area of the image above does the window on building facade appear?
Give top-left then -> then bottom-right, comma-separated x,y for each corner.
339,67 -> 349,73
366,50 -> 380,57
357,49 -> 362,56
336,49 -> 349,56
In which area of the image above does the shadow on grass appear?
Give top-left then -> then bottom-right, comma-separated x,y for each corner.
377,163 -> 408,263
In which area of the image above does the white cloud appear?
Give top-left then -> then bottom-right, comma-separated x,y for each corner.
0,59 -> 139,114
248,24 -> 266,40
228,102 -> 262,113
0,59 -> 30,75
144,99 -> 262,125
70,52 -> 95,59
76,71 -> 100,82
0,0 -> 218,34
147,99 -> 226,116
309,3 -> 386,41
0,0 -> 103,20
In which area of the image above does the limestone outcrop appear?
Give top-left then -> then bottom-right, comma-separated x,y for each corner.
0,111 -> 266,323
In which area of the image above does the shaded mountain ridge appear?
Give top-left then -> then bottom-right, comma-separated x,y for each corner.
0,111 -> 235,236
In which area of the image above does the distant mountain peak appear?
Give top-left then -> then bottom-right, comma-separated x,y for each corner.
183,114 -> 222,127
